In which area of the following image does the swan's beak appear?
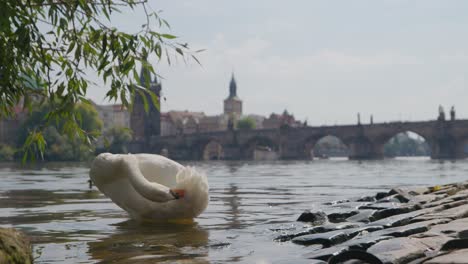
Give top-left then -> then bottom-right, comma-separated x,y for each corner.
170,189 -> 186,200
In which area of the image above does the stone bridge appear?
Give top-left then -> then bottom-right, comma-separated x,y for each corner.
130,119 -> 468,160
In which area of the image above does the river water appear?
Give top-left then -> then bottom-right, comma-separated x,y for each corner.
0,157 -> 467,263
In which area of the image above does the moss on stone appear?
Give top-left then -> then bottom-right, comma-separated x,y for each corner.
0,228 -> 32,264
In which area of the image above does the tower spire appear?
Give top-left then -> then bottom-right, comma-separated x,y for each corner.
229,72 -> 237,98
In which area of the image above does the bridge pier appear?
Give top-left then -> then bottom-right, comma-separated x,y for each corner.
428,122 -> 467,159
347,137 -> 384,160
430,136 -> 466,159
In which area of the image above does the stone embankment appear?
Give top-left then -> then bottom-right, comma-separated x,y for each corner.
276,181 -> 468,263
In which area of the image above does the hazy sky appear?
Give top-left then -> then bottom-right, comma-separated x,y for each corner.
88,1 -> 468,125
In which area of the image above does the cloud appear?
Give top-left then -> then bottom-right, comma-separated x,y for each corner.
154,35 -> 430,122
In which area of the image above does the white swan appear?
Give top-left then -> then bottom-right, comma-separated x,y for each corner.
89,153 -> 209,220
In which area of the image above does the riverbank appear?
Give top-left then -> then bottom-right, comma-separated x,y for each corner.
278,181 -> 468,263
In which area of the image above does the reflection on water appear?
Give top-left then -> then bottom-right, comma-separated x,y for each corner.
220,184 -> 242,230
88,220 -> 209,263
0,158 -> 467,263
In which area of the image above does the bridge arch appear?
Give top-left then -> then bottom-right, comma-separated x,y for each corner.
303,135 -> 348,159
241,136 -> 278,160
203,140 -> 224,160
190,137 -> 225,160
383,131 -> 430,157
314,135 -> 349,159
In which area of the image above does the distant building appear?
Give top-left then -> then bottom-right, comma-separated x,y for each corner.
263,110 -> 302,129
130,64 -> 161,141
159,74 -> 243,136
160,113 -> 177,136
199,115 -> 229,132
223,74 -> 242,118
161,111 -> 206,136
94,104 -> 130,132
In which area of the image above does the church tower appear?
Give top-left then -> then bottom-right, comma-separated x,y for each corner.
223,73 -> 242,117
130,64 -> 161,141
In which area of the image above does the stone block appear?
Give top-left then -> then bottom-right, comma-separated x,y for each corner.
424,249 -> 468,264
368,237 -> 430,264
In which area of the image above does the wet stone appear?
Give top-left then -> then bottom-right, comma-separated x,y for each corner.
305,223 -> 362,237
410,232 -> 451,250
370,219 -> 449,238
346,209 -> 376,223
376,195 -> 402,203
429,218 -> 468,238
356,196 -> 376,202
443,190 -> 468,202
275,222 -> 361,242
407,187 -> 430,196
440,238 -> 468,251
388,188 -> 412,203
323,199 -> 351,206
275,258 -> 325,264
328,250 -> 388,264
287,181 -> 468,263
433,199 -> 468,212
314,223 -> 363,233
367,237 -> 429,264
394,194 -> 411,203
359,202 -> 401,210
304,246 -> 348,261
367,210 -> 425,228
292,230 -> 350,246
375,192 -> 390,200
297,210 -> 327,225
327,211 -> 359,223
414,203 -> 468,222
307,260 -> 328,264
412,194 -> 444,207
275,230 -> 312,242
372,225 -> 427,238
424,248 -> 468,264
413,200 -> 468,222
370,204 -> 420,221
433,186 -> 459,195
340,234 -> 393,250
293,226 -> 382,247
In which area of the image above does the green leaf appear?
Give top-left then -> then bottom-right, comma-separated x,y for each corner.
1,0 -> 195,162
161,33 -> 177,39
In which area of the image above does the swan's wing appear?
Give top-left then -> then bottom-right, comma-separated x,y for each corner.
121,154 -> 175,202
134,154 -> 183,187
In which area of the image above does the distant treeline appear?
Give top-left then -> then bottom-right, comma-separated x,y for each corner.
0,103 -> 132,162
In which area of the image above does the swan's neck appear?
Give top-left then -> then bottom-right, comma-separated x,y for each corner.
121,155 -> 175,203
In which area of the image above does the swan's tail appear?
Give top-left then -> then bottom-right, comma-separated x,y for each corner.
174,166 -> 209,217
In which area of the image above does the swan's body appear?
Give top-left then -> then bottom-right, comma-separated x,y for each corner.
89,153 -> 209,220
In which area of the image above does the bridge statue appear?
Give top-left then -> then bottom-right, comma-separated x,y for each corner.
450,106 -> 456,121
438,105 -> 446,121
